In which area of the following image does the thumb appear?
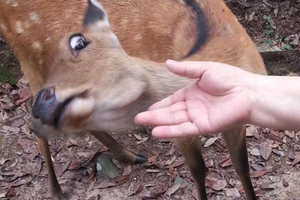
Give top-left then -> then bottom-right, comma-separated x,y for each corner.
166,60 -> 212,79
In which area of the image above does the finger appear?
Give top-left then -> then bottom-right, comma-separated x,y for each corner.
151,122 -> 201,138
148,87 -> 187,110
134,102 -> 189,126
166,60 -> 213,79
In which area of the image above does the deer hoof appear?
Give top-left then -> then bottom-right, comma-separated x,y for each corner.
134,154 -> 148,164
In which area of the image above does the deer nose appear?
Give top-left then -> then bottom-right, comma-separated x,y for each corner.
32,86 -> 58,126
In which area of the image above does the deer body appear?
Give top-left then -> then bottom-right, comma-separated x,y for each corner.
0,0 -> 266,199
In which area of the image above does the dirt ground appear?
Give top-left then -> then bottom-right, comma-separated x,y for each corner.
1,0 -> 300,200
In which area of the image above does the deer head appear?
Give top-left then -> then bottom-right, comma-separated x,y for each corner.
32,0 -> 189,134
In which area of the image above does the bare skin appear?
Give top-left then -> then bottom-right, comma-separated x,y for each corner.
135,60 -> 300,138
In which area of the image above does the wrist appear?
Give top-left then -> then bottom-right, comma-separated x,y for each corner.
241,73 -> 262,125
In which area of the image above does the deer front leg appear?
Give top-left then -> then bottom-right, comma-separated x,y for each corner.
175,137 -> 207,200
31,119 -> 65,200
35,136 -> 65,200
90,131 -> 147,164
222,126 -> 256,200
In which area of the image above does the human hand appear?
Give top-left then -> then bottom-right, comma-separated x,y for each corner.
135,60 -> 257,138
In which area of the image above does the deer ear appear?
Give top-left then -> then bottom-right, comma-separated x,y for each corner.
83,0 -> 110,28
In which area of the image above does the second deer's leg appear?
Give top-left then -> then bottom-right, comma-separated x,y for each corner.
175,137 -> 207,200
90,131 -> 147,164
222,126 -> 256,200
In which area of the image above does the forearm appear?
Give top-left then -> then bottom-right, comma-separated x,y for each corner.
248,74 -> 300,131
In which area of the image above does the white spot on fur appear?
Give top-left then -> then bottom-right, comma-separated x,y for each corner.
134,33 -> 142,41
29,12 -> 39,22
15,21 -> 24,34
0,24 -> 7,32
225,25 -> 233,36
32,41 -> 42,51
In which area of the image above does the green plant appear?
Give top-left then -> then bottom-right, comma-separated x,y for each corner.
0,63 -> 16,84
263,15 -> 275,26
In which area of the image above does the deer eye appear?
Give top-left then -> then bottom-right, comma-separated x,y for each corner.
69,34 -> 90,51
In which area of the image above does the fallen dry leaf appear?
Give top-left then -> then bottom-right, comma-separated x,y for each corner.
15,88 -> 31,105
98,175 -> 129,189
165,183 -> 181,196
130,184 -> 144,196
245,11 -> 255,22
292,153 -> 300,166
145,154 -> 159,167
219,158 -> 232,168
273,149 -> 285,157
259,182 -> 275,190
11,175 -> 32,187
58,160 -> 71,177
204,137 -> 219,148
246,126 -> 259,138
168,157 -> 185,169
225,188 -> 240,198
205,179 -> 215,188
142,184 -> 169,199
1,188 -> 16,198
250,170 -> 268,178
164,155 -> 176,166
287,147 -> 295,159
250,148 -> 261,156
68,162 -> 81,170
284,130 -> 295,138
11,118 -> 25,127
0,158 -> 10,166
212,180 -> 227,191
251,163 -> 265,171
133,133 -> 143,141
122,165 -> 132,176
260,142 -> 272,160
137,137 -> 149,145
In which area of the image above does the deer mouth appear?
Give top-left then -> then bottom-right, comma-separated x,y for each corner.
32,87 -> 92,130
52,96 -> 76,127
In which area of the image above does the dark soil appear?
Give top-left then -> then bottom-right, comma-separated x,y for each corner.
226,0 -> 300,45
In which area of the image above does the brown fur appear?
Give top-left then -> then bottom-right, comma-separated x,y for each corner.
0,0 -> 266,199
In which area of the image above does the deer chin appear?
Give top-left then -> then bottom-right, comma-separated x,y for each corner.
57,96 -> 95,132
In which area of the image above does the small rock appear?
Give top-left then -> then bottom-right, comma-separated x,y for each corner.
96,155 -> 118,179
225,188 -> 240,198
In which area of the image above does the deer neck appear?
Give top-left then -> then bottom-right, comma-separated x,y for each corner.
133,58 -> 192,105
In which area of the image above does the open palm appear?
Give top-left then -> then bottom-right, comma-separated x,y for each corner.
135,60 -> 254,138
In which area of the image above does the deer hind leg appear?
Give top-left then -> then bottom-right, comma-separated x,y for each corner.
222,126 -> 257,200
175,137 -> 208,200
90,131 -> 148,164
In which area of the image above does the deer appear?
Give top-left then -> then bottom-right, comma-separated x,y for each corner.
0,0 -> 267,199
